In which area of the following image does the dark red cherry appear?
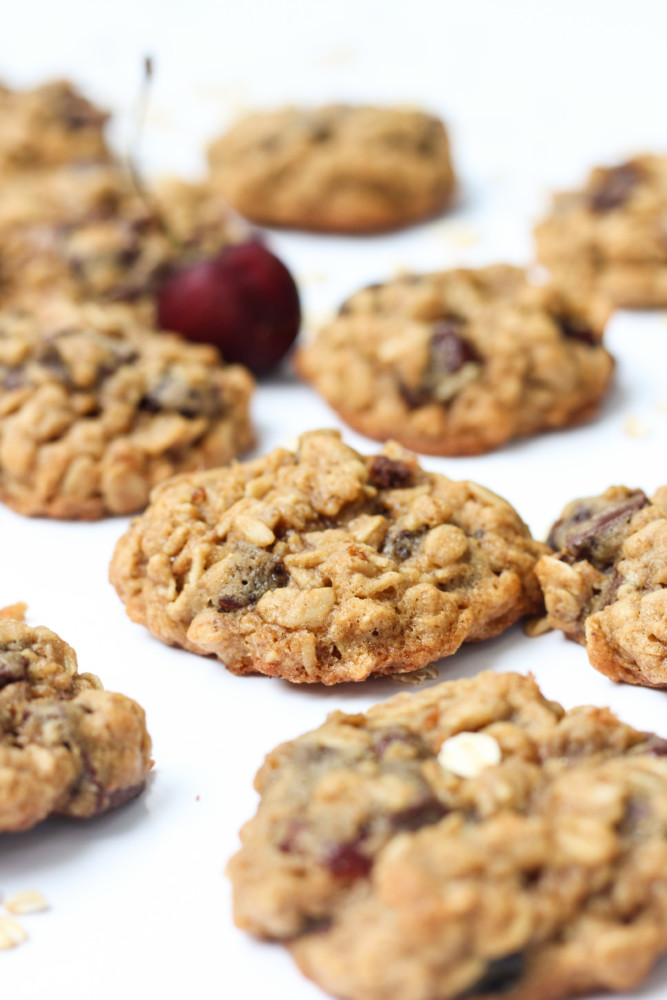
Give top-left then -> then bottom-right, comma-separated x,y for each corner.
156,241 -> 301,375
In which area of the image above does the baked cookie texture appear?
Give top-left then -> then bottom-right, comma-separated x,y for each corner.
0,297 -> 254,519
0,79 -> 110,173
207,104 -> 455,233
536,485 -> 667,688
0,163 -> 245,305
229,669 -> 667,1000
535,155 -> 667,308
0,617 -> 152,833
110,430 -> 546,684
295,266 -> 614,456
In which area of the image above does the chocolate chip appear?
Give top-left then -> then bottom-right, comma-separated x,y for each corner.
368,455 -> 413,489
548,489 -> 649,569
462,953 -> 526,997
556,315 -> 599,345
140,373 -> 221,418
589,162 -> 642,213
390,796 -> 448,832
217,548 -> 289,611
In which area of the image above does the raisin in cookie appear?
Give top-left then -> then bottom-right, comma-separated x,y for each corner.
110,430 -> 545,684
229,670 -> 667,1000
207,105 -> 455,233
0,163 -> 244,304
0,617 -> 152,833
295,266 -> 614,456
535,155 -> 667,308
0,297 -> 254,519
536,486 -> 667,687
0,79 -> 109,173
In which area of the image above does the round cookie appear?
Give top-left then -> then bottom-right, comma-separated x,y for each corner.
535,155 -> 667,308
537,485 -> 667,687
207,104 -> 455,233
0,617 -> 152,833
295,266 -> 614,456
110,430 -> 546,684
0,297 -> 255,519
229,669 -> 667,1000
0,164 -> 245,305
0,78 -> 110,173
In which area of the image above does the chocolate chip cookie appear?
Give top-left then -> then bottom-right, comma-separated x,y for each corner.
228,669 -> 667,1000
0,616 -> 152,833
0,163 -> 244,305
295,266 -> 614,456
537,486 -> 667,687
535,155 -> 667,308
207,104 -> 455,233
0,297 -> 254,519
0,79 -> 110,174
110,430 -> 545,683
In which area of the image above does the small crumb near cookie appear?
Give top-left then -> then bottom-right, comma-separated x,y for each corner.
5,890 -> 49,915
437,731 -> 502,777
0,601 -> 27,621
623,416 -> 650,438
0,915 -> 28,950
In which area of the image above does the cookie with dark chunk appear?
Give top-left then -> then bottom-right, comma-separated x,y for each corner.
228,669 -> 667,1000
0,297 -> 254,519
109,430 -> 546,683
0,79 -> 110,173
0,617 -> 152,833
537,486 -> 667,687
535,155 -> 667,308
0,165 -> 244,305
207,104 -> 455,233
295,266 -> 614,456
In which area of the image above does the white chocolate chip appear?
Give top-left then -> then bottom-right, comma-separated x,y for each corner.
437,731 -> 501,778
5,889 -> 49,915
0,915 -> 28,949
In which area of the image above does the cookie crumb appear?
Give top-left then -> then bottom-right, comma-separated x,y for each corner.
437,731 -> 501,778
5,890 -> 49,915
0,915 -> 28,949
623,416 -> 650,438
0,602 -> 27,621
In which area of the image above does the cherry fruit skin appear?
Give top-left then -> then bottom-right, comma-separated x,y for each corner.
156,241 -> 301,375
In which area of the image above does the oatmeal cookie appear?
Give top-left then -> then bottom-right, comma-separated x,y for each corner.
110,430 -> 545,683
535,155 -> 667,308
536,485 -> 667,687
228,670 -> 667,1000
0,297 -> 254,519
295,266 -> 614,456
0,617 -> 152,833
0,164 -> 244,305
207,104 -> 455,233
0,79 -> 110,173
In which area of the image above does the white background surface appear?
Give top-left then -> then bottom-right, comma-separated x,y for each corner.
3,2 -> 667,997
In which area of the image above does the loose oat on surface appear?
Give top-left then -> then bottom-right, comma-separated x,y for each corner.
0,296 -> 254,519
535,155 -> 667,308
295,266 -> 614,456
110,430 -> 546,683
229,670 -> 667,1000
0,617 -> 152,833
537,485 -> 667,687
207,104 -> 455,233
